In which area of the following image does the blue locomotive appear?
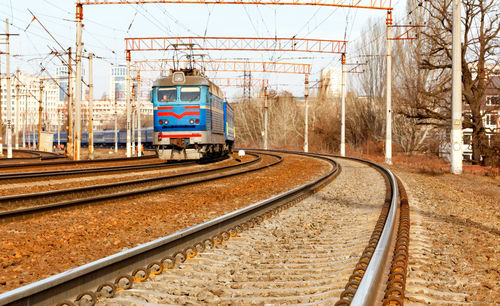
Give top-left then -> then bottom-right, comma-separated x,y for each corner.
151,69 -> 235,160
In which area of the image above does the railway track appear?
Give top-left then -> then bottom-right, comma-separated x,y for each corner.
0,154 -> 157,170
0,159 -> 204,181
0,153 -> 232,181
0,149 -> 66,163
0,151 -> 409,305
0,152 -> 275,220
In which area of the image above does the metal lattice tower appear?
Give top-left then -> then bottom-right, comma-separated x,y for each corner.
243,71 -> 252,101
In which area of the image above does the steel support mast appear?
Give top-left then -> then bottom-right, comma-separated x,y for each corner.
0,53 -> 2,155
114,98 -> 118,153
263,86 -> 268,150
137,72 -> 142,157
67,48 -> 74,159
126,51 -> 132,157
37,80 -> 43,150
15,77 -> 19,150
450,0 -> 462,174
57,110 -> 60,147
5,19 -> 12,158
74,4 -> 83,160
89,53 -> 94,159
22,89 -> 26,148
304,75 -> 309,153
132,88 -> 136,155
385,10 -> 392,165
340,53 -> 346,157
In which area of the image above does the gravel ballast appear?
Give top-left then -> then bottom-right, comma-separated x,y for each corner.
97,158 -> 388,305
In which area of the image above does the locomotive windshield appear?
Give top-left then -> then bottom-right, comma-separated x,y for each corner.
157,87 -> 177,102
180,87 -> 201,102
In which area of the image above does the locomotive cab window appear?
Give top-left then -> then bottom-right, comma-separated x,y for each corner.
180,87 -> 201,102
158,87 -> 177,102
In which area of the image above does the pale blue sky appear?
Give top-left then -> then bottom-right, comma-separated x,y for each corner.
0,0 -> 406,98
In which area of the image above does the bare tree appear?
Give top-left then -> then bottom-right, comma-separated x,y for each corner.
418,0 -> 500,163
352,18 -> 388,147
233,89 -> 306,149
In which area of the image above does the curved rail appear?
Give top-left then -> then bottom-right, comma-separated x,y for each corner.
345,157 -> 398,305
0,152 -> 338,306
249,149 -> 401,305
306,152 -> 399,305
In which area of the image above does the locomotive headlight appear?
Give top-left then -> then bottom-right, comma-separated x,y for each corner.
189,119 -> 195,124
165,119 -> 169,125
172,71 -> 186,83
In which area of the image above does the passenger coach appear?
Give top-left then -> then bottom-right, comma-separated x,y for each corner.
151,69 -> 235,160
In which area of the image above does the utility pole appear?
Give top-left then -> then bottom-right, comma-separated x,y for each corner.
304,75 -> 309,153
74,3 -> 83,160
263,86 -> 268,150
137,72 -> 142,157
340,53 -> 346,157
88,53 -> 94,159
340,56 -> 365,157
5,19 -> 12,158
450,0 -> 463,174
385,10 -> 393,165
132,83 -> 136,155
0,50 -> 2,155
57,110 -> 60,147
67,47 -> 74,159
114,97 -> 118,153
22,86 -> 26,148
15,72 -> 19,150
126,50 -> 132,157
31,113 -> 35,149
37,79 -> 44,150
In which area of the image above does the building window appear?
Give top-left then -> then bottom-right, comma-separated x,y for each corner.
485,114 -> 497,126
486,96 -> 499,106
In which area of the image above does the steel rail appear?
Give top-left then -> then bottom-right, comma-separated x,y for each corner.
249,149 -> 400,305
0,161 -> 192,181
305,152 -> 399,305
0,149 -> 63,162
0,153 -> 277,220
0,154 -> 158,169
0,151 -> 338,306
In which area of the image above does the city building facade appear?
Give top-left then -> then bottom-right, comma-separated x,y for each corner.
1,71 -> 61,140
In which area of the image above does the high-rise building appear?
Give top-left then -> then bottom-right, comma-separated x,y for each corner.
55,65 -> 85,102
319,67 -> 342,99
110,65 -> 128,101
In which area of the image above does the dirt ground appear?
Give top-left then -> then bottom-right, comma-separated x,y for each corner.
0,153 -> 332,293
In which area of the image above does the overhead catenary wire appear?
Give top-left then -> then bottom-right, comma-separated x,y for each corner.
6,1 -> 424,97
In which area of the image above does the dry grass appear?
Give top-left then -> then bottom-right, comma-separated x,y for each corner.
238,141 -> 499,177
360,152 -> 499,177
